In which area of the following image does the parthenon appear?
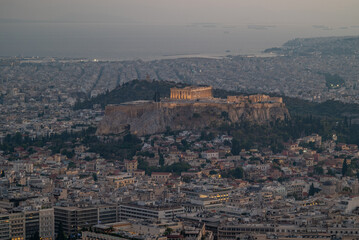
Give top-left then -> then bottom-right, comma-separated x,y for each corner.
170,86 -> 213,100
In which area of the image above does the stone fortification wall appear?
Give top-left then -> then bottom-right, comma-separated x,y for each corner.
227,94 -> 283,104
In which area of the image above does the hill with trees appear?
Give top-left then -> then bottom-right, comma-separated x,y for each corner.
74,79 -> 359,120
74,80 -> 189,110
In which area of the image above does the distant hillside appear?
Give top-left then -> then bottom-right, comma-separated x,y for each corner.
282,97 -> 359,119
74,79 -> 359,120
73,80 -> 189,110
264,36 -> 359,56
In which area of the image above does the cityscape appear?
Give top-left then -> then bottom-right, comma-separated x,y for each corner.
1,79 -> 359,240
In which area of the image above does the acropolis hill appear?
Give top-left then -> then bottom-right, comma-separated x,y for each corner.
96,86 -> 290,136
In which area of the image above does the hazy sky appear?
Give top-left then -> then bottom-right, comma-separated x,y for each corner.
1,0 -> 359,26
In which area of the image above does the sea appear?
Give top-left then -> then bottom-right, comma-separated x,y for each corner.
0,22 -> 358,61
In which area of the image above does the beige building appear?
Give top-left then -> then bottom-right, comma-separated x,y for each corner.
170,86 -> 212,100
9,213 -> 25,240
107,173 -> 135,188
39,208 -> 55,240
124,159 -> 138,173
133,170 -> 145,177
151,172 -> 172,183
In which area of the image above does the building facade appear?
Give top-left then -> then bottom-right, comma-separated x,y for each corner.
54,206 -> 98,237
0,209 -> 54,240
124,160 -> 138,173
118,203 -> 184,221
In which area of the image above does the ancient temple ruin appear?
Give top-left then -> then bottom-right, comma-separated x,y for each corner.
170,86 -> 213,100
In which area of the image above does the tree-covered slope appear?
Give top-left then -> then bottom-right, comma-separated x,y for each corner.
74,80 -> 189,109
74,79 -> 359,120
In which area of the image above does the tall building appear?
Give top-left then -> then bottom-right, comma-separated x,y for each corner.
9,213 -> 25,240
98,205 -> 118,224
54,206 -> 98,237
0,209 -> 54,240
54,205 -> 118,237
0,215 -> 10,240
25,211 -> 39,240
40,208 -> 55,240
118,203 -> 184,221
54,204 -> 184,237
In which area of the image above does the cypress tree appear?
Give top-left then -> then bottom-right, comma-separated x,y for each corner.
56,222 -> 66,240
342,158 -> 348,176
309,183 -> 315,196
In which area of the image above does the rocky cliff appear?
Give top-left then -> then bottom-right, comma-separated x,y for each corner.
96,100 -> 290,136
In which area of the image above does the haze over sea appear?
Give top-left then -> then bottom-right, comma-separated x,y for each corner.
1,22 -> 359,60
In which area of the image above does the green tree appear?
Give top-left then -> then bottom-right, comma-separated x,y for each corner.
61,149 -> 75,159
181,139 -> 188,147
308,183 -> 321,196
200,131 -> 215,141
309,183 -> 316,196
92,173 -> 98,181
56,222 -> 66,240
192,113 -> 200,118
67,161 -> 76,169
314,166 -> 324,175
232,167 -> 244,179
164,228 -> 173,236
327,168 -> 335,176
343,186 -> 352,193
222,167 -> 244,179
342,159 -> 348,176
182,176 -> 191,183
231,138 -> 241,155
153,91 -> 161,102
221,111 -> 229,120
159,153 -> 165,166
30,231 -> 40,240
28,147 -> 36,155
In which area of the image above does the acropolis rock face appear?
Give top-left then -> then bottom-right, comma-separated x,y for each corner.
96,99 -> 290,136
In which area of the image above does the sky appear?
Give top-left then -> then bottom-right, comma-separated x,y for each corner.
1,0 -> 359,26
